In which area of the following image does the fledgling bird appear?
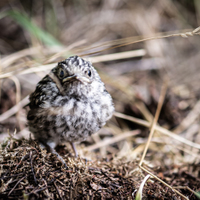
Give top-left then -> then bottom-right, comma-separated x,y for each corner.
27,56 -> 114,166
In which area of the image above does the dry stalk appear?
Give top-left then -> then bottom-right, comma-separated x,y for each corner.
9,76 -> 22,130
43,39 -> 86,64
140,166 -> 189,200
84,130 -> 140,152
136,81 -> 188,200
82,49 -> 146,62
0,95 -> 29,122
76,26 -> 200,57
139,81 -> 168,166
114,112 -> 200,149
173,186 -> 200,198
173,100 -> 200,134
1,26 -> 200,80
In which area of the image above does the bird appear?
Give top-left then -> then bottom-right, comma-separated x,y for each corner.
27,56 -> 114,167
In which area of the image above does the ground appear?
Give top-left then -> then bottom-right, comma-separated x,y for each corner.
0,138 -> 199,199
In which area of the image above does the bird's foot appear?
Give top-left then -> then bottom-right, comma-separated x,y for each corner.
51,148 -> 68,169
39,141 -> 68,169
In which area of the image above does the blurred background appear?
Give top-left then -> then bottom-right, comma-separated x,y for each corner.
0,0 -> 200,166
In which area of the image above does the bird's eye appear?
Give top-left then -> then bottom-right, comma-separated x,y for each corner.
59,69 -> 65,78
87,69 -> 92,77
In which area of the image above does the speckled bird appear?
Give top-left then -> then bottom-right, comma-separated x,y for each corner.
27,56 -> 114,166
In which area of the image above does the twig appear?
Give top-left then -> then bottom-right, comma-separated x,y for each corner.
30,151 -> 37,184
8,175 -> 26,196
0,173 -> 24,181
54,181 -> 64,200
31,186 -> 48,194
15,152 -> 29,170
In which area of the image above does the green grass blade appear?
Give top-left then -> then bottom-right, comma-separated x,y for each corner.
0,10 -> 61,46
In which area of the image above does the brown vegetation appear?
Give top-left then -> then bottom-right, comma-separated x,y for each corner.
0,0 -> 200,199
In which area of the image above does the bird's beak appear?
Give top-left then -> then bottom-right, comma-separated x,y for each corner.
62,75 -> 91,83
62,75 -> 77,82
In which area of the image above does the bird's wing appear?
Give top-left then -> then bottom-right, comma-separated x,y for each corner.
28,75 -> 59,109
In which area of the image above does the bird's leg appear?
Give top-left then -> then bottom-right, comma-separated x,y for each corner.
70,142 -> 90,164
50,148 -> 68,169
39,140 -> 68,169
70,142 -> 78,157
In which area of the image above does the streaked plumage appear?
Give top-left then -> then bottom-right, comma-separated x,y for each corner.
27,56 -> 114,166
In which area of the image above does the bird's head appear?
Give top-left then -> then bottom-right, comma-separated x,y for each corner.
51,56 -> 103,95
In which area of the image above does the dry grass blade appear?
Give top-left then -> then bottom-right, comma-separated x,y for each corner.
137,81 -> 188,200
139,81 -> 168,166
0,96 -> 29,122
174,186 -> 200,198
114,112 -> 200,149
0,47 -> 41,68
173,100 -> 200,134
0,2 -> 199,199
74,26 -> 200,57
97,71 -> 154,122
140,166 -> 189,200
175,145 -> 200,159
0,50 -> 146,79
84,130 -> 140,152
9,76 -> 22,129
9,76 -> 21,105
1,26 -> 200,80
44,39 -> 86,64
82,49 -> 146,62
